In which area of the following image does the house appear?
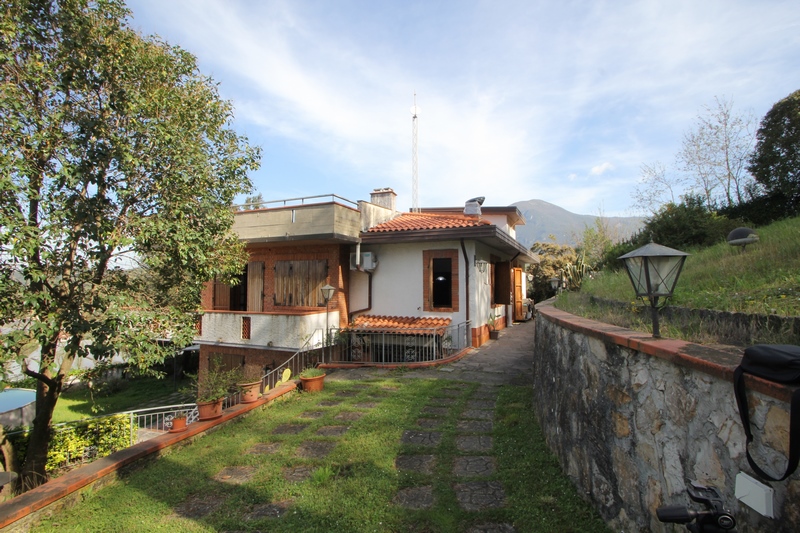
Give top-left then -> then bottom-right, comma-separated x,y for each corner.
196,189 -> 537,375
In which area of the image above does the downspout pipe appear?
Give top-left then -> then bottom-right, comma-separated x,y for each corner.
460,239 -> 470,324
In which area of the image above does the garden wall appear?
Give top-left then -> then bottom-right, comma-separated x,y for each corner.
533,302 -> 799,532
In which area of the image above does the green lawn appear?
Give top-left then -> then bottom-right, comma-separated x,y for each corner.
52,375 -> 191,423
32,377 -> 609,532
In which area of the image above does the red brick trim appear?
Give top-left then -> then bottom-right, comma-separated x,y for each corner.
422,249 -> 459,313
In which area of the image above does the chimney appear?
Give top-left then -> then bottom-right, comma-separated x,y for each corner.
370,188 -> 397,212
464,196 -> 485,216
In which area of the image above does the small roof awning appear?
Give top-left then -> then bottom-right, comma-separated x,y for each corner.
347,315 -> 452,335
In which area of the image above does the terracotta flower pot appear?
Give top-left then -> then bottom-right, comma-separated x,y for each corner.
197,398 -> 223,420
300,374 -> 326,392
239,381 -> 261,403
169,417 -> 187,433
489,330 -> 500,340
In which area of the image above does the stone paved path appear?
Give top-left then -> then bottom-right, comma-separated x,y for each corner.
184,319 -> 534,532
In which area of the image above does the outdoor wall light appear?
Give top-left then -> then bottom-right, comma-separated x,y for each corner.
320,284 -> 335,361
474,258 -> 489,273
619,243 -> 689,338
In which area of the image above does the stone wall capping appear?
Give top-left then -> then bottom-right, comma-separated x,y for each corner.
538,301 -> 798,404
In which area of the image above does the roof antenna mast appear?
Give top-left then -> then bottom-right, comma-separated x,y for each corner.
410,93 -> 420,213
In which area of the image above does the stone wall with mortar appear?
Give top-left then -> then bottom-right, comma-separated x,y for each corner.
533,302 -> 799,532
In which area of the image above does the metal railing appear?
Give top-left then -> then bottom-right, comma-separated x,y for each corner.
249,330 -> 326,396
326,321 -> 471,365
234,193 -> 358,211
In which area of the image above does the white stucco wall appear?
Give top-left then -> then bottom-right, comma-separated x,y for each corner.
199,311 -> 334,350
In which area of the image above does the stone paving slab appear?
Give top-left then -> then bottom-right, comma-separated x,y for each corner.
283,465 -> 315,482
454,481 -> 506,511
421,406 -> 450,417
462,409 -> 494,420
245,500 -> 293,520
296,440 -> 336,459
353,401 -> 378,409
417,418 -> 444,429
334,411 -> 365,421
453,456 -> 496,477
467,400 -> 497,410
438,387 -> 464,396
173,493 -> 224,519
427,397 -> 456,406
272,423 -> 309,435
298,411 -> 326,419
457,420 -> 493,433
456,435 -> 494,452
214,466 -> 256,485
401,430 -> 442,447
335,390 -> 360,397
466,523 -> 516,533
395,454 -> 435,474
316,425 -> 349,436
392,485 -> 434,509
317,400 -> 343,407
247,442 -> 281,455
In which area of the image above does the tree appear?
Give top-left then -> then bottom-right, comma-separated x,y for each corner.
677,96 -> 756,208
748,89 -> 800,215
0,0 -> 260,490
528,238 -> 577,303
631,161 -> 684,215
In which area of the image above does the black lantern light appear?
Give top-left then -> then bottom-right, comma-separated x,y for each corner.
618,243 -> 689,338
320,284 -> 335,361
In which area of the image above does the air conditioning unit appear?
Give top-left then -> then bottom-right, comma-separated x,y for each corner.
350,252 -> 378,271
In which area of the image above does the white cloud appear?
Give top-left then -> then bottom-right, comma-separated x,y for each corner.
590,163 -> 615,176
126,0 -> 800,216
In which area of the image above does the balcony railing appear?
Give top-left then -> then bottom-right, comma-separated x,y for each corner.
325,321 -> 471,365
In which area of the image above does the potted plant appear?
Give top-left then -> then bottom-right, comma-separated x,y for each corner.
299,367 -> 326,392
237,365 -> 263,404
187,357 -> 242,420
169,411 -> 188,433
487,313 -> 500,340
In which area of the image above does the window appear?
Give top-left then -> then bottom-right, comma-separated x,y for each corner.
432,258 -> 452,307
212,261 -> 264,312
423,249 -> 459,312
274,259 -> 328,307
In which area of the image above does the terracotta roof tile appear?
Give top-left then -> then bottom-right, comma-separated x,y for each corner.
366,213 -> 491,233
348,315 -> 452,334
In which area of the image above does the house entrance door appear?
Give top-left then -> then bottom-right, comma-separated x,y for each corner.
512,268 -> 524,322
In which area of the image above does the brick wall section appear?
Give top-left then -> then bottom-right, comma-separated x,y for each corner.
199,243 -> 349,328
534,301 -> 799,532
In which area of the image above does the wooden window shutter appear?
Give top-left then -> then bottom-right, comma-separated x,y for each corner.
247,261 -> 264,312
213,279 -> 230,310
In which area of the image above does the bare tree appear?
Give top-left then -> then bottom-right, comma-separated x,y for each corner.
631,161 -> 684,214
677,96 -> 756,208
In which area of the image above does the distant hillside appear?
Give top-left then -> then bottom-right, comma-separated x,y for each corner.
512,199 -> 644,248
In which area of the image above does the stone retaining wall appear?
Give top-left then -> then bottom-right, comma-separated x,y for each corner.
533,302 -> 799,532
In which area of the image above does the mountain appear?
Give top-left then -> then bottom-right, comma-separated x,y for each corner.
512,199 -> 644,248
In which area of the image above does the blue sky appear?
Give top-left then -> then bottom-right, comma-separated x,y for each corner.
125,0 -> 799,216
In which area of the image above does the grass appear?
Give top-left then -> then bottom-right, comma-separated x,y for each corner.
52,375 -> 191,423
559,216 -> 800,344
30,378 -> 609,533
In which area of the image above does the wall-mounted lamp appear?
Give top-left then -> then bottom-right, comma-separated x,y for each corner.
474,257 -> 489,273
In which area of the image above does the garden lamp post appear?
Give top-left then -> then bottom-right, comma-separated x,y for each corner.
548,277 -> 561,295
618,243 -> 688,338
320,284 -> 336,362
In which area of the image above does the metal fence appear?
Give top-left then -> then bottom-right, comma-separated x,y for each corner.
326,321 -> 471,365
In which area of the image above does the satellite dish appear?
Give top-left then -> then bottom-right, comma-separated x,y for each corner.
410,105 -> 420,117
727,227 -> 759,252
